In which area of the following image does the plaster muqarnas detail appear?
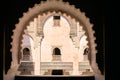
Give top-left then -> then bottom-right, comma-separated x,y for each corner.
4,0 -> 104,80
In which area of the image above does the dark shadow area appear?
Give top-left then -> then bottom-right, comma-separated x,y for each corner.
15,76 -> 95,80
52,70 -> 63,75
53,48 -> 61,55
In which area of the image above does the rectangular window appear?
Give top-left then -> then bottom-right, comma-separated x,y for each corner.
54,16 -> 60,19
53,16 -> 60,26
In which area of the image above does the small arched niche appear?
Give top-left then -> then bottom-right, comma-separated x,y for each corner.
52,47 -> 61,61
22,48 -> 30,61
53,47 -> 61,55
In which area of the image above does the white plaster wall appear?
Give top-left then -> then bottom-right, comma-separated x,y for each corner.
21,16 -> 89,75
41,16 -> 82,62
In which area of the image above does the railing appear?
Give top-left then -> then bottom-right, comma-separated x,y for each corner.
18,62 -> 34,71
22,55 -> 30,61
78,62 -> 93,72
41,62 -> 73,71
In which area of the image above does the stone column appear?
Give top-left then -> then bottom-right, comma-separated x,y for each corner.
34,37 -> 42,75
72,53 -> 79,75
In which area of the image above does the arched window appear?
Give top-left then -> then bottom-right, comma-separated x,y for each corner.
52,48 -> 61,61
53,16 -> 60,26
53,48 -> 61,55
23,48 -> 30,55
23,48 -> 30,61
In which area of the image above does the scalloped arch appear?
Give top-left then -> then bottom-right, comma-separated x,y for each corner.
11,0 -> 100,75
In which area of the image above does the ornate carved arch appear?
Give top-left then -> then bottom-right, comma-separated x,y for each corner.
10,0 -> 102,79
